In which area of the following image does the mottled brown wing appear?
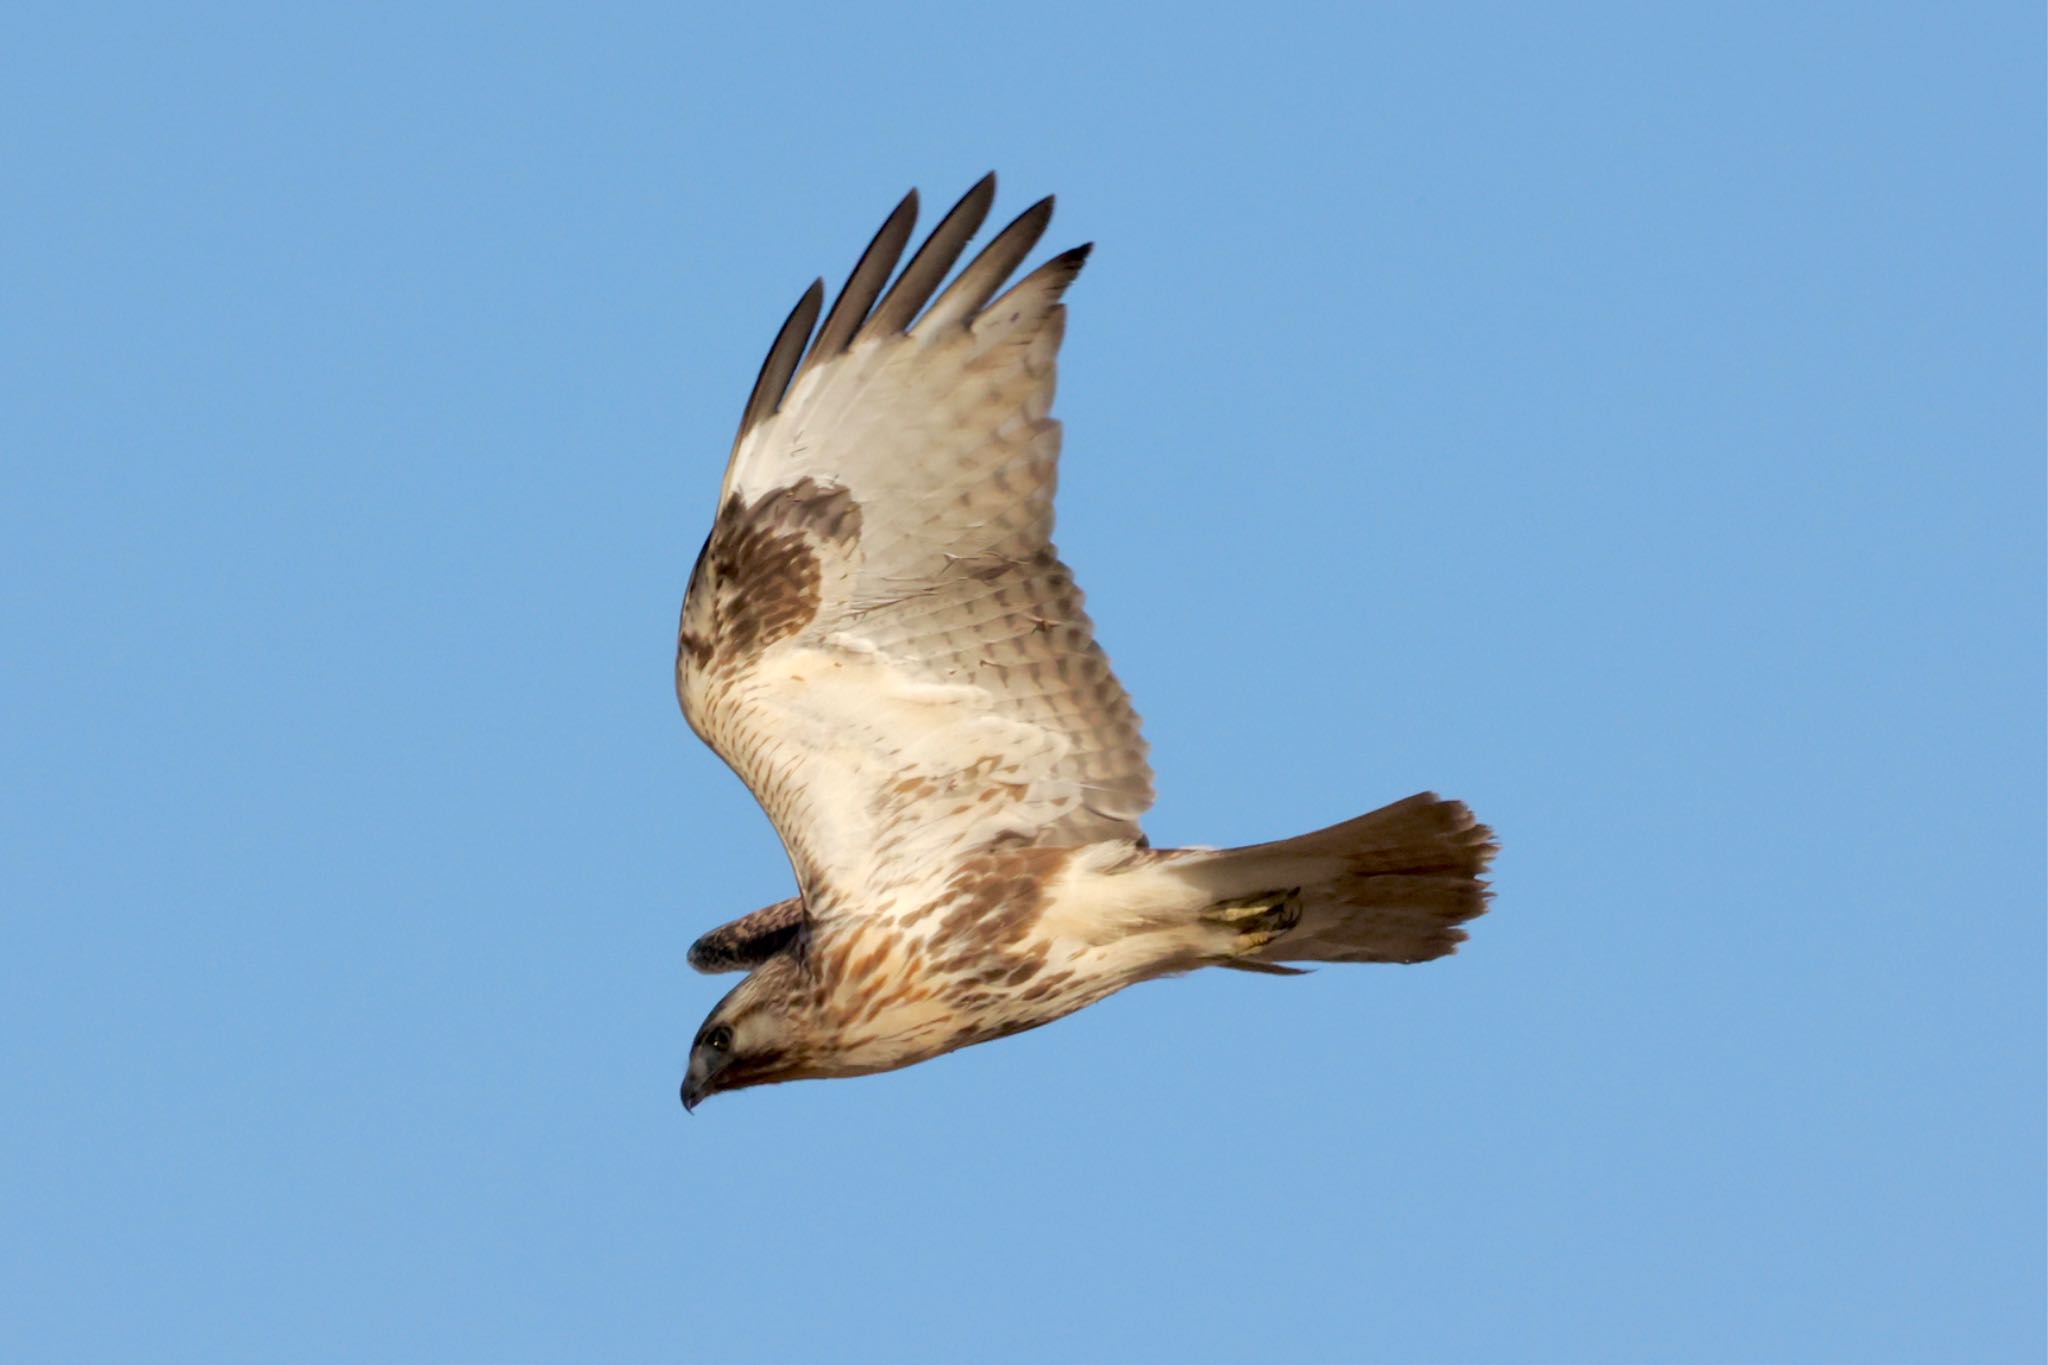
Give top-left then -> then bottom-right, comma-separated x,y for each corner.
687,897 -> 806,974
676,178 -> 1153,912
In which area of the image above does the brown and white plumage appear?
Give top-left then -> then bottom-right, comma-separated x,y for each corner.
675,178 -> 1495,1108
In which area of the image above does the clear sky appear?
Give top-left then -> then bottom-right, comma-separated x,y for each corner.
4,3 -> 2041,1361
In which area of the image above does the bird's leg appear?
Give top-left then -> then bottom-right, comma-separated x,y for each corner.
1202,888 -> 1302,953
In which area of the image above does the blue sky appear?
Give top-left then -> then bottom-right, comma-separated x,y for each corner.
4,2 -> 2041,1361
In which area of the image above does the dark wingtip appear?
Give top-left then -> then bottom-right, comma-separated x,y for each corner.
731,277 -> 825,449
1003,196 -> 1056,244
799,191 -> 920,376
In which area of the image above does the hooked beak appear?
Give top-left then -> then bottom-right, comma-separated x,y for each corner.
680,1050 -> 720,1112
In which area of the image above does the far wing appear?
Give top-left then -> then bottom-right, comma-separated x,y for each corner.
676,178 -> 1153,915
687,897 -> 805,974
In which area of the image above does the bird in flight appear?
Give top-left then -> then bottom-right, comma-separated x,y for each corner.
676,176 -> 1494,1109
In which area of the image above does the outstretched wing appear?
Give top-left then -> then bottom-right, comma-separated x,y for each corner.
676,177 -> 1153,916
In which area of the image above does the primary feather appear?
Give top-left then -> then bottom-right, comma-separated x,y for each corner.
674,178 -> 1495,1109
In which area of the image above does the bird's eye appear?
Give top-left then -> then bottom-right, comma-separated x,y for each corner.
702,1025 -> 734,1053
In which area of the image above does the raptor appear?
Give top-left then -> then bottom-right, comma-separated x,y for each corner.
676,177 -> 1495,1109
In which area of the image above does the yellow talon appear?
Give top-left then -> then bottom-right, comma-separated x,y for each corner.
1203,889 -> 1303,948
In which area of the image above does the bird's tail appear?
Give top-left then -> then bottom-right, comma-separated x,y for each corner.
1168,792 -> 1497,967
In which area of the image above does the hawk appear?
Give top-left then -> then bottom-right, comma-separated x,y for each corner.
676,176 -> 1494,1109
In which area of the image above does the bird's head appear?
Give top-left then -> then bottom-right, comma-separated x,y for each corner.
681,952 -> 814,1110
